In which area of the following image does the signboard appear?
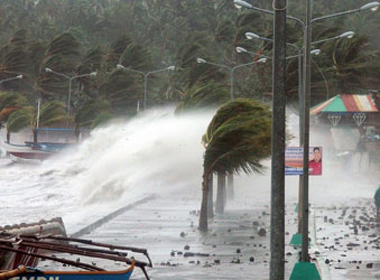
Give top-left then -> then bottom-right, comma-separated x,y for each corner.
285,147 -> 322,176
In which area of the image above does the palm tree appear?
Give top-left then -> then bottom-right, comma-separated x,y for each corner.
5,108 -> 30,143
6,100 -> 70,144
75,98 -> 111,129
91,111 -> 113,129
331,35 -> 380,93
0,92 -> 27,136
0,92 -> 27,117
38,32 -> 81,97
174,82 -> 229,115
199,99 -> 271,231
106,34 -> 133,70
98,69 -> 140,116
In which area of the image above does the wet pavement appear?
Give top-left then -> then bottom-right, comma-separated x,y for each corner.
63,191 -> 304,280
314,198 -> 380,280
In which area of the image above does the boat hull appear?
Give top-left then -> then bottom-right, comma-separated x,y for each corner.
9,270 -> 134,280
1,141 -> 53,161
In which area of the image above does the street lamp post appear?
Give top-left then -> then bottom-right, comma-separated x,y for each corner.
244,29 -> 354,147
0,75 -> 23,85
197,56 -> 267,205
116,64 -> 175,110
233,0 -> 380,276
45,68 -> 97,115
243,29 -> 354,241
236,45 -> 320,123
196,57 -> 267,100
300,2 -> 377,265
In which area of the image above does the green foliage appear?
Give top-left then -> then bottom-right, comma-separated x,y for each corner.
6,108 -> 32,133
0,0 -> 379,114
175,82 -> 230,115
203,99 -> 271,175
119,43 -> 151,71
98,70 -> 140,115
91,111 -> 113,129
106,34 -> 133,68
75,98 -> 111,128
10,29 -> 28,46
6,100 -> 70,135
38,100 -> 70,128
1,45 -> 33,76
331,35 -> 380,93
0,92 -> 27,110
38,32 -> 81,96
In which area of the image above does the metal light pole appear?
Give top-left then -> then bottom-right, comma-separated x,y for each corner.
45,68 -> 97,115
197,56 -> 267,205
243,29 -> 353,237
245,32 -> 306,122
234,2 -> 379,271
270,0 -> 287,279
196,57 -> 267,100
301,0 -> 312,263
117,64 -> 175,110
0,75 -> 23,85
196,58 -> 233,99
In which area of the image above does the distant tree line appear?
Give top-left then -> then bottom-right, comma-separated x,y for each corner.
0,0 -> 379,131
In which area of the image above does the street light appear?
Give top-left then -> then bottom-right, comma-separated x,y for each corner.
361,1 -> 380,11
234,0 -> 380,26
244,29 -> 352,124
116,64 -> 175,110
311,31 -> 355,45
234,0 -> 379,274
44,68 -> 97,115
196,57 -> 267,99
301,4 -> 375,266
236,46 -> 321,58
197,55 -> 267,209
0,75 -> 23,85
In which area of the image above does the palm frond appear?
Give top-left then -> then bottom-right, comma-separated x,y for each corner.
203,99 -> 271,176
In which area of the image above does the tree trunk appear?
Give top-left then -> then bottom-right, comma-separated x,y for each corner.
6,131 -> 10,143
33,129 -> 38,144
199,168 -> 210,232
75,126 -> 80,143
215,171 -> 226,214
227,172 -> 234,201
207,172 -> 214,218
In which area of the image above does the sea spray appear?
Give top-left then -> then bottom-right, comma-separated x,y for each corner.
0,107 -> 378,227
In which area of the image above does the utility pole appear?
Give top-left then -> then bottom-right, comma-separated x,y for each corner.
270,0 -> 287,279
301,0 -> 312,263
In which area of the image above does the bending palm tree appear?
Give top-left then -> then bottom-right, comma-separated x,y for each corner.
199,99 -> 271,231
6,101 -> 71,143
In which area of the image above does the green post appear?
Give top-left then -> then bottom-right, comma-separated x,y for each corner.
290,262 -> 321,280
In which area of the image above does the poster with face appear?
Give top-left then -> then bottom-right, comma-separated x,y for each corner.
285,147 -> 322,176
308,147 -> 322,175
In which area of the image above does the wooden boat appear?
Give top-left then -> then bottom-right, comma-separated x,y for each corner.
0,218 -> 67,270
1,141 -> 53,161
1,265 -> 135,280
1,127 -> 80,161
0,233 -> 151,280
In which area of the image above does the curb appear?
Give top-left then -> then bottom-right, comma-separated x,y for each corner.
70,194 -> 157,238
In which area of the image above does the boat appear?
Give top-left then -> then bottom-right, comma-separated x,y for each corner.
0,265 -> 135,280
1,99 -> 89,161
1,141 -> 54,161
0,218 -> 67,271
0,233 -> 152,280
1,128 -> 82,161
